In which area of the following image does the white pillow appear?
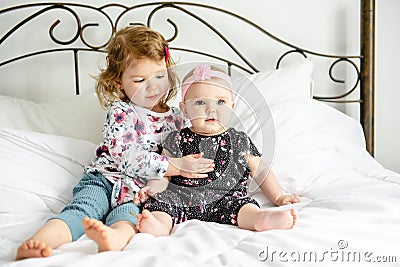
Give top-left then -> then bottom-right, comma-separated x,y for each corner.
0,128 -> 96,214
229,59 -> 367,194
230,59 -> 314,159
0,93 -> 106,144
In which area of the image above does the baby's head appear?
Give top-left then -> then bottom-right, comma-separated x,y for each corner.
180,64 -> 235,136
96,25 -> 178,109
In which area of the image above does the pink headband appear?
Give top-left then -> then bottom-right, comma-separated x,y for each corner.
181,64 -> 233,100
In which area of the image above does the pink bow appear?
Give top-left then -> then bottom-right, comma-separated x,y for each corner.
181,64 -> 232,100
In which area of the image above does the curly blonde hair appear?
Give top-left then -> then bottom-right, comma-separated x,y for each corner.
96,25 -> 178,108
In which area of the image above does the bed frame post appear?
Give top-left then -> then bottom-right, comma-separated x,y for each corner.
360,0 -> 375,156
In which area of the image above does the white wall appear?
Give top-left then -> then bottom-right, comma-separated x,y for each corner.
0,0 -> 399,172
375,0 -> 400,172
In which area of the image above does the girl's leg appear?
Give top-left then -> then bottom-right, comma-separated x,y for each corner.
83,202 -> 141,252
136,210 -> 173,237
15,219 -> 71,260
16,172 -> 112,260
237,203 -> 297,231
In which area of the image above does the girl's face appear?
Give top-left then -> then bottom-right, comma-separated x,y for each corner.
180,79 -> 235,136
118,57 -> 169,111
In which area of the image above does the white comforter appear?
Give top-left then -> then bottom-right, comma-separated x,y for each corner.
1,104 -> 400,267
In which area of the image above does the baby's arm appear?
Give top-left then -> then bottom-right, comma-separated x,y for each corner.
247,155 -> 300,206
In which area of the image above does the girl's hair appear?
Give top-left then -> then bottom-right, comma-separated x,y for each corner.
96,25 -> 178,108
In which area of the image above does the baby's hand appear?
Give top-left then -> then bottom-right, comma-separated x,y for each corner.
134,179 -> 169,204
274,195 -> 301,206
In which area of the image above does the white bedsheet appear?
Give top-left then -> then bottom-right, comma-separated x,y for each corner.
1,128 -> 399,267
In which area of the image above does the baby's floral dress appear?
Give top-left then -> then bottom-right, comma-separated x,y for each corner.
144,127 -> 261,225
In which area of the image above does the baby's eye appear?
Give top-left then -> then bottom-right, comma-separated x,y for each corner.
195,100 -> 206,106
217,99 -> 226,105
156,75 -> 165,79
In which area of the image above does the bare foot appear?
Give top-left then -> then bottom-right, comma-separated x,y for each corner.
82,218 -> 133,252
136,210 -> 171,236
16,240 -> 52,260
254,209 -> 297,231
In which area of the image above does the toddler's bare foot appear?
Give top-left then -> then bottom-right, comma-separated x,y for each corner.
82,218 -> 130,252
254,209 -> 297,231
136,210 -> 170,236
16,240 -> 52,260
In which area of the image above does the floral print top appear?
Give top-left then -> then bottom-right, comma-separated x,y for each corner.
85,100 -> 188,207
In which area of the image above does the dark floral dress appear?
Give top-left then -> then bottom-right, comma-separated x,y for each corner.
144,127 -> 261,225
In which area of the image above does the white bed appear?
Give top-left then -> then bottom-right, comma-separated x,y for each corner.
1,2 -> 400,267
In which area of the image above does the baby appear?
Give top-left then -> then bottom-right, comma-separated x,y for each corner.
136,64 -> 299,236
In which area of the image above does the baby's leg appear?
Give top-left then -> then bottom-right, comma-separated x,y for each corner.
16,219 -> 72,260
82,218 -> 136,252
136,210 -> 173,236
237,204 -> 297,231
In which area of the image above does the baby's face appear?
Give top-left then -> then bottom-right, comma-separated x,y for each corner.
181,78 -> 234,136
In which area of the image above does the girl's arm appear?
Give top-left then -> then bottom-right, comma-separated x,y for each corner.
134,150 -> 214,203
247,155 -> 300,206
166,153 -> 214,178
103,104 -> 213,180
162,125 -> 214,178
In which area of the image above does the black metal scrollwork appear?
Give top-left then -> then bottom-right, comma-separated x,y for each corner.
313,58 -> 361,103
1,1 -> 362,102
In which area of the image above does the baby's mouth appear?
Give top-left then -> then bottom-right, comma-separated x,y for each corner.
205,118 -> 217,122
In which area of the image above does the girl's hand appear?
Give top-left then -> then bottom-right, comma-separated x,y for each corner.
274,194 -> 301,206
134,179 -> 169,204
169,153 -> 214,178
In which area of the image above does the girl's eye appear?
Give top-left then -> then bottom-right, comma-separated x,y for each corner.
133,78 -> 145,83
217,99 -> 226,105
195,100 -> 206,106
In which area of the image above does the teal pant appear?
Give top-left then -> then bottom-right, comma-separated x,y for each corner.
52,172 -> 141,241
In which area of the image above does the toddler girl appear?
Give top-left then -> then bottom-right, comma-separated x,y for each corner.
136,64 -> 299,236
16,26 -> 214,260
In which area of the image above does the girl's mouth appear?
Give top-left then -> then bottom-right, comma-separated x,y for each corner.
146,94 -> 159,99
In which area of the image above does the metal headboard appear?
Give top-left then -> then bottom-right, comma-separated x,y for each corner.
0,1 -> 375,155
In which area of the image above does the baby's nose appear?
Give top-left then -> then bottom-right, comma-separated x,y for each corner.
206,102 -> 217,113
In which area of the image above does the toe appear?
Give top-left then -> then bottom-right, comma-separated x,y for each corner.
141,209 -> 151,218
41,247 -> 52,257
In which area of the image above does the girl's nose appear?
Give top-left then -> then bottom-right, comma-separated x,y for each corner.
146,77 -> 158,91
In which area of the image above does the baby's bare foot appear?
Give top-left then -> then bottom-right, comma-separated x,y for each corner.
16,240 -> 52,260
254,209 -> 297,231
136,210 -> 170,236
82,217 -> 128,252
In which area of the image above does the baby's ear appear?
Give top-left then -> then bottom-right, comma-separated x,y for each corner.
179,102 -> 188,117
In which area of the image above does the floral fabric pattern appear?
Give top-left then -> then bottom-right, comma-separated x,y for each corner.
85,101 -> 188,207
144,127 -> 261,225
